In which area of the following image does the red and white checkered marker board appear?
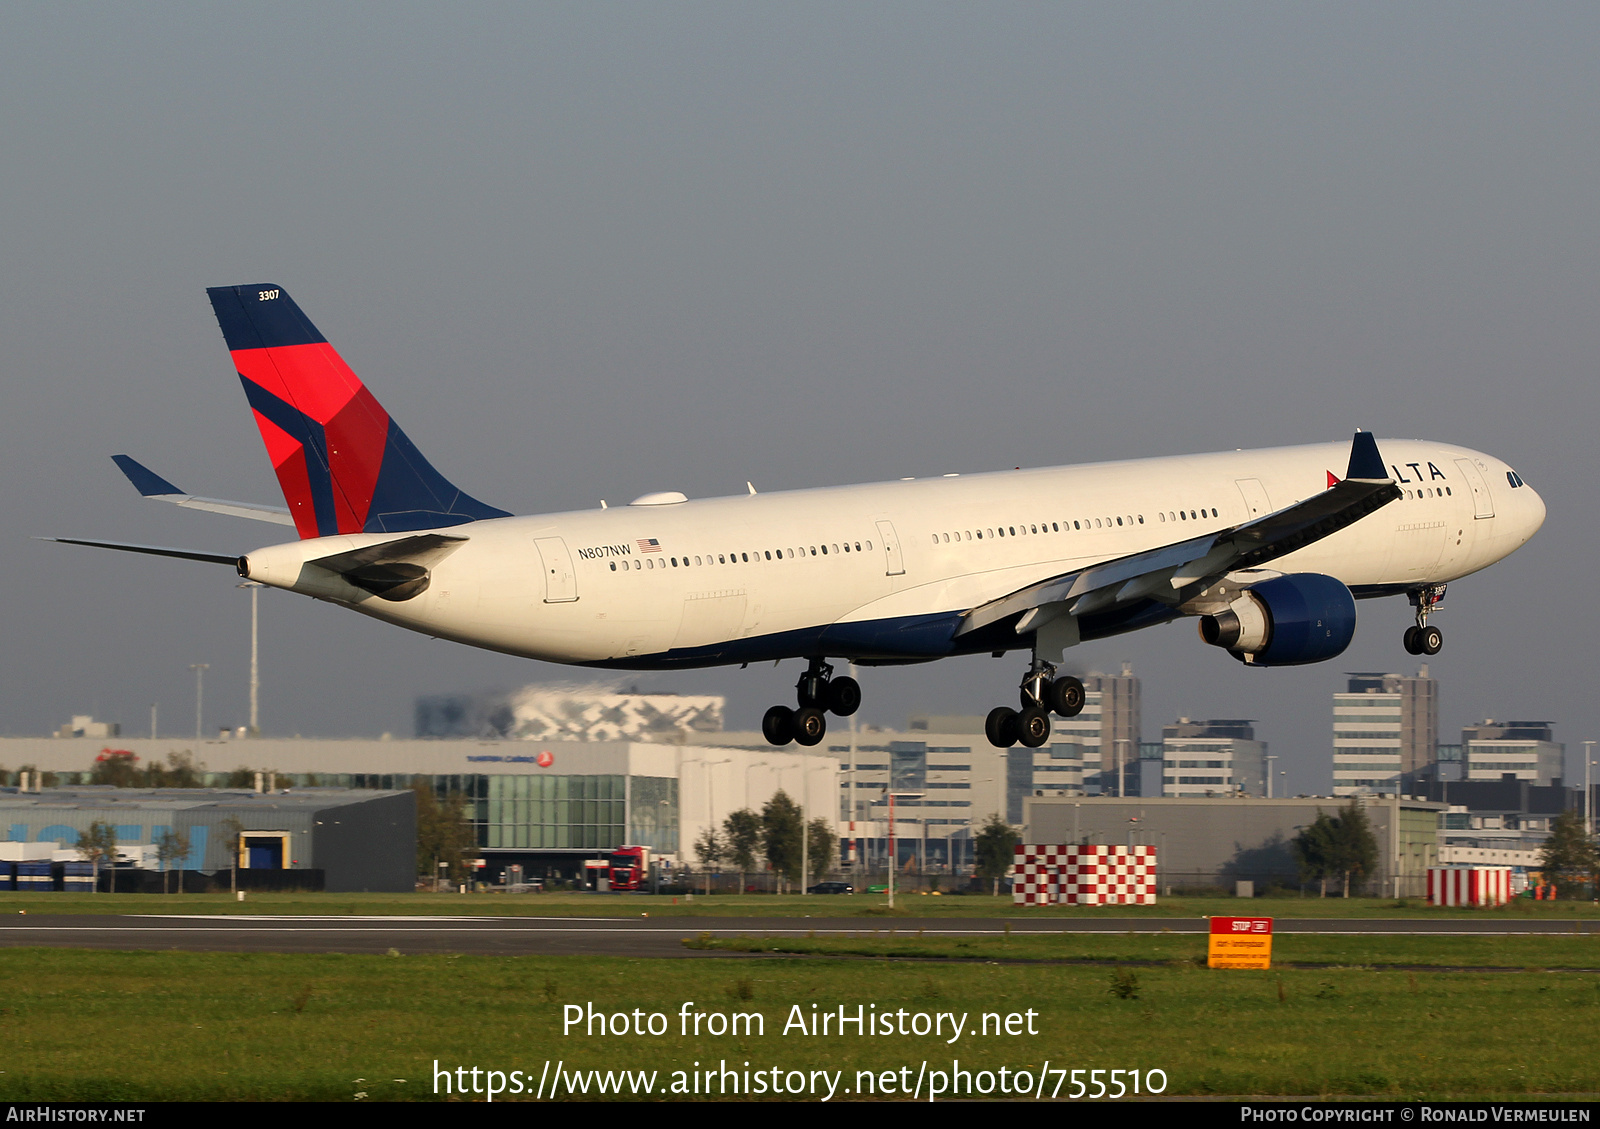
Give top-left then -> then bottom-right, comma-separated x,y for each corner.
1011,843 -> 1157,905
1428,866 -> 1511,907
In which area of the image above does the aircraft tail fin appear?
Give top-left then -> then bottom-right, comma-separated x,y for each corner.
205,285 -> 510,539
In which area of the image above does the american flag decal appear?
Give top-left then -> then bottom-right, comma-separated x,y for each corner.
638,538 -> 662,553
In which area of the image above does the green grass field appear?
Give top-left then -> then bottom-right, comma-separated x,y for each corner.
4,889 -> 1599,919
683,929 -> 1600,969
1,941 -> 1598,1101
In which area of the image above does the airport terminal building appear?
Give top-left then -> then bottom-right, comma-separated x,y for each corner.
1,736 -> 833,881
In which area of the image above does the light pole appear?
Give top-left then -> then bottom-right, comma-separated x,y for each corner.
847,662 -> 859,877
683,755 -> 730,893
886,791 -> 924,909
238,582 -> 265,734
1585,741 -> 1595,838
798,757 -> 833,893
189,663 -> 209,741
744,760 -> 768,809
1115,738 -> 1128,798
1264,754 -> 1278,799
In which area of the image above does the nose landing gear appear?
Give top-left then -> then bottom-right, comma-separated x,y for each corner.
985,656 -> 1086,748
762,657 -> 862,746
1403,585 -> 1446,655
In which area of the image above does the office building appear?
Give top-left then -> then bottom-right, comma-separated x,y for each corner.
1083,663 -> 1141,784
1024,794 -> 1445,898
1332,668 -> 1438,796
1461,721 -> 1564,786
1160,718 -> 1267,797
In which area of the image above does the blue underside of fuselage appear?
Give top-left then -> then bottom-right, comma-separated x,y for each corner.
578,598 -> 1187,671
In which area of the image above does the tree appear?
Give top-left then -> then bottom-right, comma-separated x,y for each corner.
89,749 -> 140,787
218,817 -> 245,895
1539,808 -> 1599,896
974,814 -> 1020,896
155,828 -> 191,894
1292,810 -> 1339,896
805,817 -> 836,886
761,791 -> 804,892
722,809 -> 763,894
15,764 -> 56,789
76,821 -> 117,894
1294,803 -> 1378,897
1329,801 -> 1378,898
413,779 -> 475,889
145,751 -> 204,788
693,826 -> 724,895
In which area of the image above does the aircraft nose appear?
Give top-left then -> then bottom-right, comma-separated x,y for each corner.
1522,481 -> 1547,539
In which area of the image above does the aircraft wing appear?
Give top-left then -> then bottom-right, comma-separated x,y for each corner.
112,455 -> 295,526
956,432 -> 1402,637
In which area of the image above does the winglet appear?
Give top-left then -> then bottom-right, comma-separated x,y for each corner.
1345,430 -> 1388,481
111,455 -> 182,498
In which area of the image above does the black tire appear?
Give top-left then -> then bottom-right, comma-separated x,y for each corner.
1419,625 -> 1442,655
985,706 -> 1019,748
1051,676 -> 1086,718
826,676 -> 862,717
793,707 -> 828,746
1018,706 -> 1052,747
762,705 -> 796,746
1403,626 -> 1421,654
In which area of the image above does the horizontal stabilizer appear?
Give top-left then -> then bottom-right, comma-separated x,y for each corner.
41,536 -> 242,568
112,455 -> 295,526
307,532 -> 468,575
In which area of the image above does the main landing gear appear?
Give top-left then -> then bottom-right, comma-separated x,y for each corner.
762,657 -> 861,747
985,655 -> 1085,749
1403,584 -> 1446,656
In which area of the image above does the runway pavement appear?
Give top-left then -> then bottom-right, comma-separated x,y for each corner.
0,914 -> 1593,957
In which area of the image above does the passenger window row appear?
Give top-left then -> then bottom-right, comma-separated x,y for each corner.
608,541 -> 874,572
929,506 -> 1222,545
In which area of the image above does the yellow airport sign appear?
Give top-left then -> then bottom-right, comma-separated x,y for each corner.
1208,916 -> 1273,969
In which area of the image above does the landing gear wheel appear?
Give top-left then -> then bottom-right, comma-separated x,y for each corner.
793,707 -> 828,747
762,705 -> 796,746
1418,625 -> 1442,655
1050,676 -> 1085,717
1017,706 -> 1052,748
1403,626 -> 1421,654
826,676 -> 861,717
985,706 -> 1020,749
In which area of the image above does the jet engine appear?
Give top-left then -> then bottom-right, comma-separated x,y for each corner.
1198,573 -> 1357,666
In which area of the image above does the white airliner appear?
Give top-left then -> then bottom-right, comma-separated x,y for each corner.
55,285 -> 1545,750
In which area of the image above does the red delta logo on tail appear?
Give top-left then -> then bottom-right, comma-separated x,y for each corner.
207,285 -> 508,538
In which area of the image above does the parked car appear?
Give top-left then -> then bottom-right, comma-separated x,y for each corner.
807,881 -> 855,895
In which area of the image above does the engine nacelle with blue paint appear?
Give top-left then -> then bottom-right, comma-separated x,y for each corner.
1199,573 -> 1357,667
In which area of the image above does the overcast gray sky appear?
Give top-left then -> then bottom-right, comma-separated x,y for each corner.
1,4 -> 1594,793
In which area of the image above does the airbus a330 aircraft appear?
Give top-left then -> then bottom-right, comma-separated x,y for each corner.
55,285 -> 1545,750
